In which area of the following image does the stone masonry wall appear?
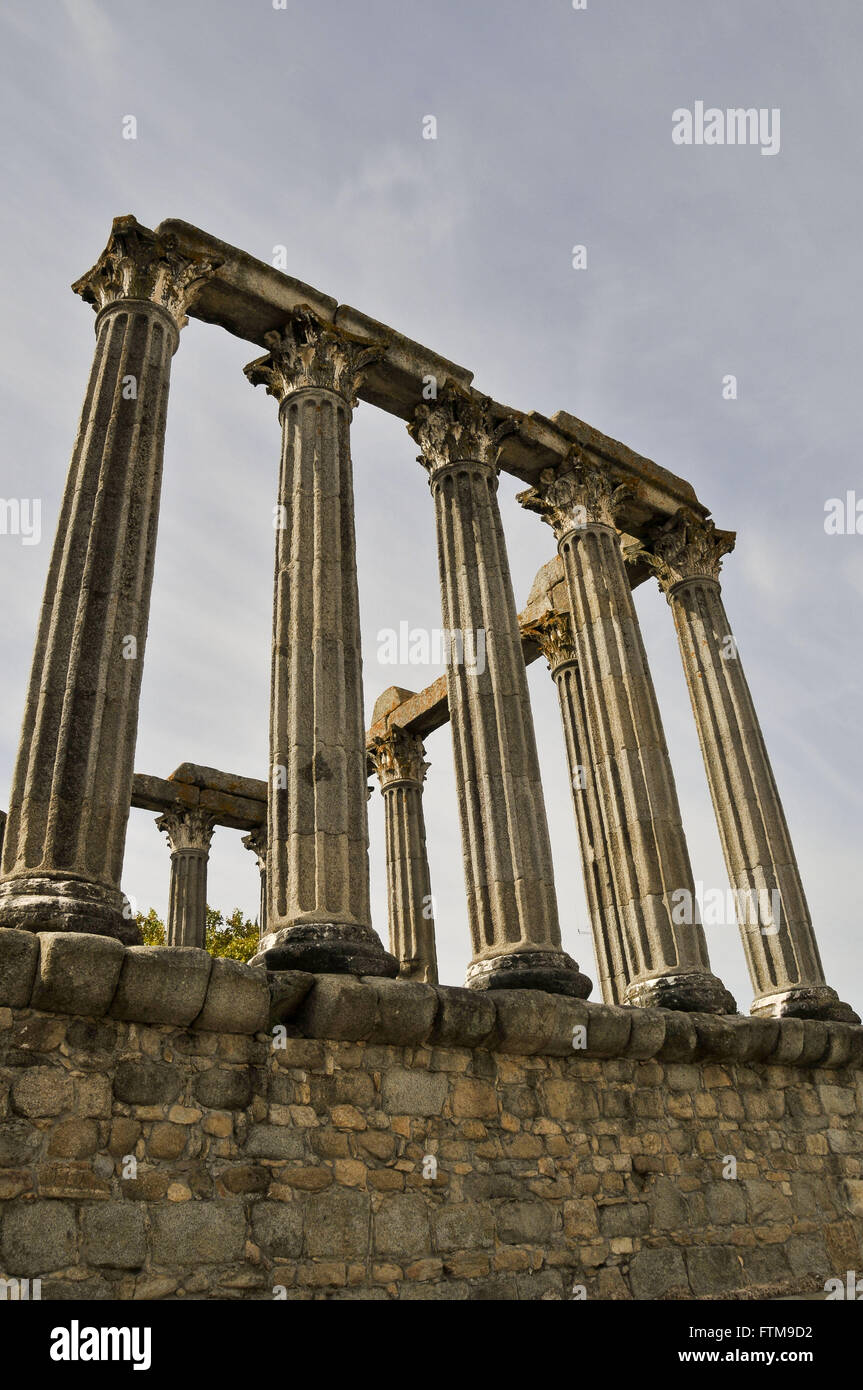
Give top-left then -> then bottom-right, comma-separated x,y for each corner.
1,930 -> 862,1300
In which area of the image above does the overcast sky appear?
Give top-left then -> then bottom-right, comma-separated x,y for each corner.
1,0 -> 861,1015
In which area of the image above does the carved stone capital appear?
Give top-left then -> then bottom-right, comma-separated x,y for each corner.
369,728 -> 429,788
408,385 -> 516,478
244,307 -> 384,407
72,216 -> 219,332
242,827 -> 268,869
517,450 -> 632,540
523,611 -> 576,672
156,808 -> 217,854
637,510 -> 736,595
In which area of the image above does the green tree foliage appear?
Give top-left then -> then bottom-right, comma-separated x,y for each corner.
134,906 -> 259,963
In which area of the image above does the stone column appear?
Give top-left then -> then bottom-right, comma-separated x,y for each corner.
244,309 -> 396,977
156,809 -> 217,949
523,611 -> 627,1005
0,216 -> 216,943
242,826 -> 268,938
369,728 -> 439,984
408,387 -> 591,997
519,455 -> 735,1013
638,511 -> 859,1023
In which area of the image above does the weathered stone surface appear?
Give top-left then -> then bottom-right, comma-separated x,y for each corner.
11,1065 -> 73,1117
113,1060 -> 182,1107
266,971 -> 316,1028
150,1204 -> 245,1265
1,1200 -> 77,1275
82,1204 -> 147,1268
629,1246 -> 688,1300
193,957 -> 270,1035
251,1202 -> 303,1258
110,947 -> 212,1025
192,1066 -> 252,1111
294,975 -> 377,1041
429,986 -> 496,1048
30,932 -> 125,1017
304,1190 -> 370,1258
381,1067 -> 448,1116
0,929 -> 40,1007
363,977 -> 438,1045
374,1195 -> 430,1256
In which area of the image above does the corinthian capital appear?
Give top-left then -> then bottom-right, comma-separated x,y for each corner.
243,307 -> 385,407
72,215 -> 219,331
369,728 -> 429,789
522,611 -> 577,672
637,511 -> 736,594
156,808 -> 217,854
242,827 -> 268,869
408,385 -> 516,477
517,450 -> 632,540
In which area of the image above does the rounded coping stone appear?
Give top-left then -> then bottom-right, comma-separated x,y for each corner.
583,1003 -> 634,1058
293,974 -> 378,1041
30,931 -> 125,1018
624,1007 -> 667,1059
692,1014 -> 760,1063
769,1016 -> 807,1066
487,990 -> 586,1056
656,1011 -> 699,1062
818,1022 -> 854,1070
266,971 -> 316,1029
360,976 -> 439,1046
109,946 -> 213,1027
427,985 -> 497,1049
796,1019 -> 831,1068
0,927 -> 41,1007
193,957 -> 271,1035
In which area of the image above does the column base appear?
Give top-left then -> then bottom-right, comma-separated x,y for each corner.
250,922 -> 398,978
750,985 -> 860,1024
0,873 -> 142,945
625,971 -> 737,1015
466,949 -> 593,998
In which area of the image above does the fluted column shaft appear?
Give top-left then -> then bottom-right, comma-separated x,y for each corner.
525,613 -> 627,1004
157,810 -> 216,949
245,311 -> 396,977
645,512 -> 858,1022
519,458 -> 735,1013
410,389 -> 590,996
370,729 -> 438,983
0,217 -> 215,943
